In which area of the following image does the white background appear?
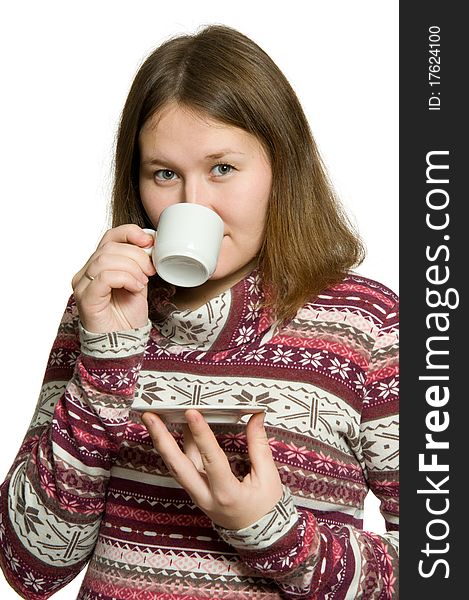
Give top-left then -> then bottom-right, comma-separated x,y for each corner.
0,1 -> 398,597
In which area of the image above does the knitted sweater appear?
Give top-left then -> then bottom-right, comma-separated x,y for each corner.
0,270 -> 399,599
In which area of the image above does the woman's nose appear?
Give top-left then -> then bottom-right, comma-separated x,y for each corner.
182,177 -> 212,207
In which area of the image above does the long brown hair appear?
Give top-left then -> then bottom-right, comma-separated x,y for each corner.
111,25 -> 365,323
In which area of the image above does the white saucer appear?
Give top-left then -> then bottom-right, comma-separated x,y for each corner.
132,404 -> 266,424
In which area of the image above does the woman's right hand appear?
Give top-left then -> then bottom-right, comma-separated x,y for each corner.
72,224 -> 157,333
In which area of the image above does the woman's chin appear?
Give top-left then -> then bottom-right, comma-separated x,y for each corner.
209,259 -> 257,284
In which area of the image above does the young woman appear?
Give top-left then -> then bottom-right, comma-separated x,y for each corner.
0,25 -> 399,599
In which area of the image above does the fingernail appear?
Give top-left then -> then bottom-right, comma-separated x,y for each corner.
142,413 -> 156,427
186,409 -> 200,424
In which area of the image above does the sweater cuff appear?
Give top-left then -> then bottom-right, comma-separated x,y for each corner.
79,320 -> 152,358
213,485 -> 298,551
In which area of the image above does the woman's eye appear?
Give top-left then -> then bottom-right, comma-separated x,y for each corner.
155,169 -> 177,181
211,163 -> 234,176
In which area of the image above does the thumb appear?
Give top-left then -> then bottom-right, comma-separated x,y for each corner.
246,412 -> 275,476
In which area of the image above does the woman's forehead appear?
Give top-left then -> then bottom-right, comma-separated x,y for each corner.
140,104 -> 266,157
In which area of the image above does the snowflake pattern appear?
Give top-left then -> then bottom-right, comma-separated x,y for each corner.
176,320 -> 207,342
245,299 -> 262,321
39,471 -> 57,498
243,347 -> 268,362
246,275 -> 261,296
57,496 -> 82,513
377,542 -> 395,568
253,558 -> 274,571
67,351 -> 80,367
271,347 -> 295,364
4,544 -> 21,573
328,357 -> 352,379
94,372 -> 111,386
0,273 -> 398,598
91,366 -> 140,390
353,371 -> 367,393
221,432 -> 247,451
299,351 -> 324,368
360,435 -> 379,462
376,377 -> 399,399
279,547 -> 298,568
145,344 -> 172,358
383,570 -> 397,596
335,462 -> 352,476
49,349 -> 64,366
234,325 -> 256,345
23,571 -> 46,592
284,442 -> 309,464
115,371 -> 131,388
16,498 -> 43,535
312,451 -> 334,471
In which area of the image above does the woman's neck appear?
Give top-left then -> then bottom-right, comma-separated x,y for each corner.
172,260 -> 257,311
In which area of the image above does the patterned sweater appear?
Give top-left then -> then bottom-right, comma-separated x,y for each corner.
0,270 -> 399,599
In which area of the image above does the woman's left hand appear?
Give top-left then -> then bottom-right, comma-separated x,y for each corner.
141,409 -> 283,530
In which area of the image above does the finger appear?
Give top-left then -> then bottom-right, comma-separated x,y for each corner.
141,228 -> 156,257
72,241 -> 156,290
183,424 -> 206,473
95,240 -> 156,276
245,412 -> 276,478
142,412 -> 210,502
90,241 -> 156,275
74,270 -> 147,300
185,410 -> 234,485
98,224 -> 155,251
82,254 -> 150,286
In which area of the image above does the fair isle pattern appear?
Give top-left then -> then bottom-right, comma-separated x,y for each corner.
214,486 -> 298,550
0,270 -> 398,599
133,374 -> 364,453
157,292 -> 231,351
79,325 -> 151,358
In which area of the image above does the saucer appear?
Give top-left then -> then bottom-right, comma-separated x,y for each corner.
132,404 -> 266,424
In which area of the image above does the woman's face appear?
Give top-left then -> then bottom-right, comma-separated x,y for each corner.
138,103 -> 272,287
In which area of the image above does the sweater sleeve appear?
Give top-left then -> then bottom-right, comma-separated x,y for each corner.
214,299 -> 399,599
0,296 -> 151,599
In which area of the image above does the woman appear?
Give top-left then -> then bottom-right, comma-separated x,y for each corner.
0,25 -> 399,599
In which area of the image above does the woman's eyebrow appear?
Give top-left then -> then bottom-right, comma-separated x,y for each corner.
140,156 -> 170,166
204,150 -> 246,160
141,150 -> 246,166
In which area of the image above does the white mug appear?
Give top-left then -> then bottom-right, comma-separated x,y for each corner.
143,204 -> 224,287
